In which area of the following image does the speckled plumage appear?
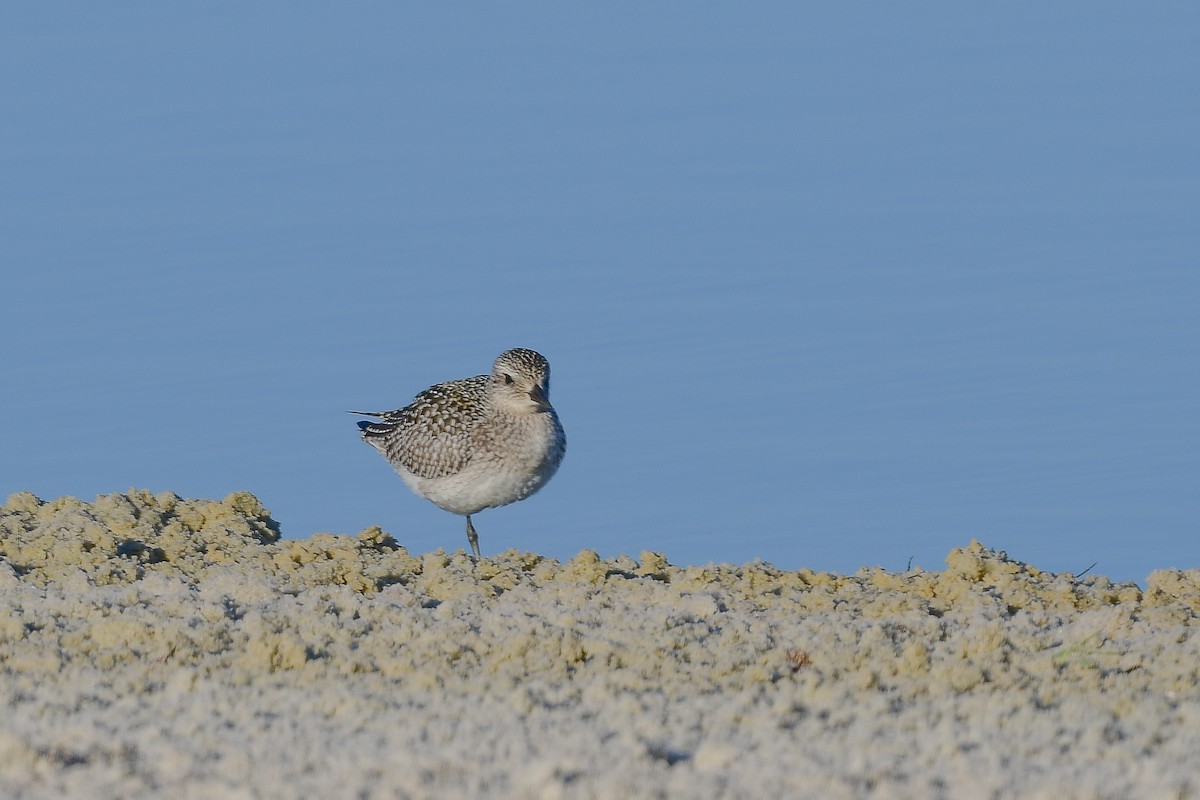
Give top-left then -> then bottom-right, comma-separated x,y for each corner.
353,348 -> 566,559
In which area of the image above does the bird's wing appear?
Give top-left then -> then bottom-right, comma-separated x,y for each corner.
356,376 -> 488,479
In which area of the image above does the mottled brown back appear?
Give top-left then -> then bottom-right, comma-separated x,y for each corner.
358,375 -> 490,479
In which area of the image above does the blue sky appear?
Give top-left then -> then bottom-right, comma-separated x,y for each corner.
2,4 -> 1197,583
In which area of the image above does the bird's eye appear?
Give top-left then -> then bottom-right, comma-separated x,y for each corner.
503,373 -> 514,385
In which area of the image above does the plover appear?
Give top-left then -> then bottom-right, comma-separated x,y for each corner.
352,348 -> 566,559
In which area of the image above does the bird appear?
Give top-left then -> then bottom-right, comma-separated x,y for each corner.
351,348 -> 566,560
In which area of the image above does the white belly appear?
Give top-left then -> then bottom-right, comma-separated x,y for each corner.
396,414 -> 565,515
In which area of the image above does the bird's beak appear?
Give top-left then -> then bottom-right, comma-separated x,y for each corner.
529,384 -> 551,410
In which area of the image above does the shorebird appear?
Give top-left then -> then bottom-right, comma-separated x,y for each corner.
352,348 -> 566,559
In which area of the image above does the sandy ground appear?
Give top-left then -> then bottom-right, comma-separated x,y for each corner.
1,490 -> 1198,799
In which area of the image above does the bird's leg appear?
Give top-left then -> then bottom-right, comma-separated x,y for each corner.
465,515 -> 481,561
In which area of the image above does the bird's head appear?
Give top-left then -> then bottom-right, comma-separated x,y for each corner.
490,348 -> 553,413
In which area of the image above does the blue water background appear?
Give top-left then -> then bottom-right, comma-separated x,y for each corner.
3,4 -> 1197,583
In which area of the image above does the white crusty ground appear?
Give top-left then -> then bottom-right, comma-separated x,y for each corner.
1,490 -> 1198,799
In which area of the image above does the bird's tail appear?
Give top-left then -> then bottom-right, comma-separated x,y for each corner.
348,410 -> 396,439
